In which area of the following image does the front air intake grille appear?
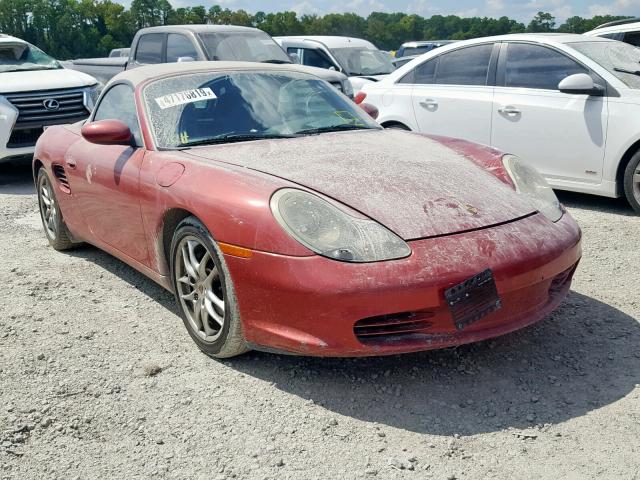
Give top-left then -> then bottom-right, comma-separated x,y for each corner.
354,310 -> 435,342
52,164 -> 69,189
548,263 -> 578,299
7,127 -> 43,148
5,88 -> 89,128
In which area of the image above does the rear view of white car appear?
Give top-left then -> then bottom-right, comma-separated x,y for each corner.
0,34 -> 99,164
275,36 -> 395,92
359,34 -> 640,213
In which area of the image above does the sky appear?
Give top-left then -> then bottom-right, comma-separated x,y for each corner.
133,0 -> 639,23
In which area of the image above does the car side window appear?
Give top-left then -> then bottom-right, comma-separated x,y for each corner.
93,84 -> 141,146
414,58 -> 438,84
622,31 -> 640,47
135,34 -> 164,64
435,44 -> 493,86
505,43 -> 588,90
167,34 -> 198,62
300,48 -> 335,69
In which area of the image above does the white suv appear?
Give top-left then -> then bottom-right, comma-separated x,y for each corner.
0,35 -> 99,164
359,33 -> 640,212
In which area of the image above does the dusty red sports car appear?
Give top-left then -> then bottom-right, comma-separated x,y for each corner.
34,62 -> 581,358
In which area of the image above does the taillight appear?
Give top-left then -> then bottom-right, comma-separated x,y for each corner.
354,91 -> 366,105
360,103 -> 379,120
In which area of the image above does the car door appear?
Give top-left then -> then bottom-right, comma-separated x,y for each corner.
410,43 -> 497,146
65,83 -> 149,263
491,42 -> 607,186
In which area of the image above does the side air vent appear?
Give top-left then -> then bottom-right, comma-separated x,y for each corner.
354,310 -> 435,343
52,164 -> 70,192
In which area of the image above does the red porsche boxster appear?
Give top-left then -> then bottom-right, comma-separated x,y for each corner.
34,62 -> 581,358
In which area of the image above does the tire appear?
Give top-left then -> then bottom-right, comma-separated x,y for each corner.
623,151 -> 640,214
384,123 -> 410,131
169,216 -> 248,358
36,168 -> 75,251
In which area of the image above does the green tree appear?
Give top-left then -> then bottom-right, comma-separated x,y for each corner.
527,11 -> 555,32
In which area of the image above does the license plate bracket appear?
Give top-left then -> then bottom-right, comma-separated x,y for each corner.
445,269 -> 502,331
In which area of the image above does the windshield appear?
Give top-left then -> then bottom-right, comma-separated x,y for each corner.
402,46 -> 434,56
143,71 -> 379,149
0,42 -> 61,73
570,40 -> 640,89
332,47 -> 395,76
198,31 -> 291,64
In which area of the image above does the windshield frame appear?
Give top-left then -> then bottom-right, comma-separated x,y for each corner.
141,69 -> 380,150
0,41 -> 62,73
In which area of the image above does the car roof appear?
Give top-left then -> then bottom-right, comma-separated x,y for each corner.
137,25 -> 260,35
401,40 -> 455,47
275,36 -> 376,49
0,34 -> 25,44
110,61 -> 322,87
585,20 -> 640,35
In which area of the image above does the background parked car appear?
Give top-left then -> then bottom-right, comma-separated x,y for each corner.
0,34 -> 99,164
108,47 -> 130,58
395,40 -> 457,58
584,17 -> 640,46
359,33 -> 640,213
67,25 -> 353,97
392,55 -> 420,69
275,36 -> 395,91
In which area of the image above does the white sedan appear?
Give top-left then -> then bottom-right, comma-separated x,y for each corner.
358,33 -> 640,213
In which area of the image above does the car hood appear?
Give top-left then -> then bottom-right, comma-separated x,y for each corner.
186,130 -> 536,240
0,67 -> 97,93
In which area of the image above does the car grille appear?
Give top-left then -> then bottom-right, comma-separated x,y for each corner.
4,88 -> 89,147
7,127 -> 43,148
354,310 -> 435,343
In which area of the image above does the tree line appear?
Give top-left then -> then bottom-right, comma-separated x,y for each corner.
0,0 -> 629,59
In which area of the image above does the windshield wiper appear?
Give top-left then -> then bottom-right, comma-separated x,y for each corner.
262,59 -> 292,64
179,133 -> 297,148
296,124 -> 374,135
614,67 -> 640,76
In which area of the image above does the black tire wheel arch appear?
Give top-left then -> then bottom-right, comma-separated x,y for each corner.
623,151 -> 640,214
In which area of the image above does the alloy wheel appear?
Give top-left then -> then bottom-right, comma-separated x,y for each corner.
634,165 -> 640,204
174,236 -> 226,342
39,176 -> 58,239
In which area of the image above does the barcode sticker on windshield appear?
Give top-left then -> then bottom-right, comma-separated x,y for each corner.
155,88 -> 217,109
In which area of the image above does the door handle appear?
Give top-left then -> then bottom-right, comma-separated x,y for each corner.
498,106 -> 521,116
419,99 -> 438,109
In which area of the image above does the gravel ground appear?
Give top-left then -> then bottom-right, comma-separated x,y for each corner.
1,159 -> 639,479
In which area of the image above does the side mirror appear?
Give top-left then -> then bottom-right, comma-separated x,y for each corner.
558,73 -> 604,96
177,56 -> 195,63
81,119 -> 132,146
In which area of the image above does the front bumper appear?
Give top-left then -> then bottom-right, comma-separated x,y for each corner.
224,212 -> 582,357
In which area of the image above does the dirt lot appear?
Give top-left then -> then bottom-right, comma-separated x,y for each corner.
0,159 -> 639,480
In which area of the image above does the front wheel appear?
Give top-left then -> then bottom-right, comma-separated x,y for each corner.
623,152 -> 640,214
170,217 -> 248,358
36,168 -> 74,250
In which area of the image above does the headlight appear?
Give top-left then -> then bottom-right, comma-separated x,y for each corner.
83,83 -> 103,112
270,188 -> 411,262
502,154 -> 563,222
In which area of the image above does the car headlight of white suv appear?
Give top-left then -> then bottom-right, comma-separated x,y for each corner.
502,154 -> 563,222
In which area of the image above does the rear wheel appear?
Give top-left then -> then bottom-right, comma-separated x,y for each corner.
623,152 -> 640,214
170,217 -> 248,358
36,169 -> 74,251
